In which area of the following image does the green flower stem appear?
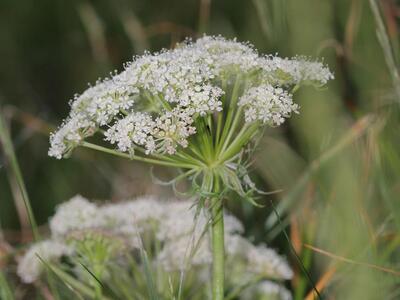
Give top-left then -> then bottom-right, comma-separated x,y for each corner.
217,122 -> 259,164
209,173 -> 224,300
135,147 -> 196,164
81,142 -> 199,169
216,75 -> 241,154
194,118 -> 213,162
175,149 -> 207,168
215,80 -> 227,146
187,144 -> 207,161
134,145 -> 205,167
218,106 -> 243,156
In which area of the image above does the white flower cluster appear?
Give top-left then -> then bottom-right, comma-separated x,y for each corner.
50,195 -> 165,248
49,35 -> 333,159
242,280 -> 293,300
104,112 -> 156,154
262,56 -> 334,86
18,195 -> 292,293
48,116 -> 96,159
17,240 -> 73,283
50,195 -> 102,237
238,84 -> 298,126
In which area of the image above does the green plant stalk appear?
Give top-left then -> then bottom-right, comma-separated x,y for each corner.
210,174 -> 224,300
217,122 -> 259,164
0,110 -> 39,240
215,80 -> 227,146
216,76 -> 241,155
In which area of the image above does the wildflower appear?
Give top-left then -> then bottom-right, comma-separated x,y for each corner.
48,35 -> 332,298
18,195 -> 293,295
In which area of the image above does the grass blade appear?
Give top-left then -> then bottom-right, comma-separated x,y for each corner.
369,0 -> 400,102
139,247 -> 159,300
0,108 -> 39,240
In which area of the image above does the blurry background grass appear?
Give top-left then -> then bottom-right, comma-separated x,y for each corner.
1,0 -> 400,299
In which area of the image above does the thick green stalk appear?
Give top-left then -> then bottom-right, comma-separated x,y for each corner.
210,174 -> 224,300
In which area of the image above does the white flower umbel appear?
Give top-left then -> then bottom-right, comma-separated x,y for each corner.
104,112 -> 156,155
49,35 -> 332,161
17,240 -> 72,283
238,85 -> 298,126
18,195 -> 293,298
49,35 -> 332,299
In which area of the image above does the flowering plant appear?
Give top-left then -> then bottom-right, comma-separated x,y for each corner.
49,35 -> 333,298
18,195 -> 293,299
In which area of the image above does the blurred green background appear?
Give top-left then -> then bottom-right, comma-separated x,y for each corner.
1,0 -> 400,299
